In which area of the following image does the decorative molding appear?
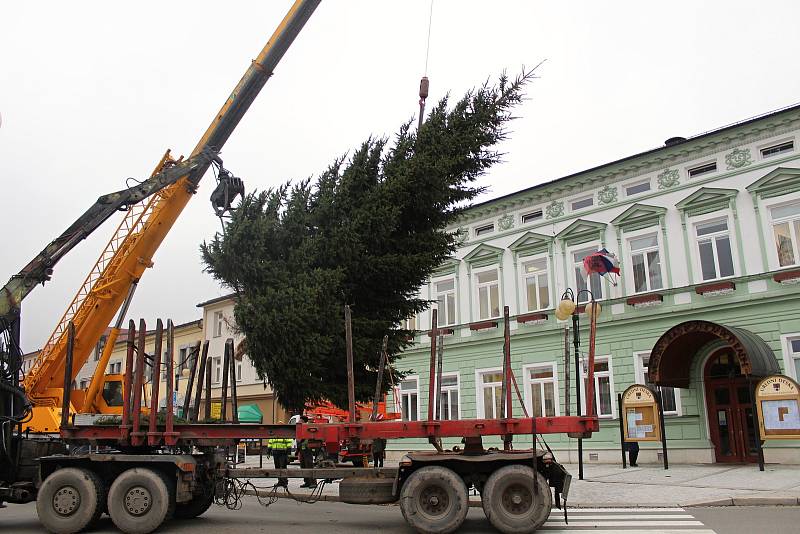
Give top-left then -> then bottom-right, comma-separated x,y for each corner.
746,166 -> 800,199
516,312 -> 548,325
432,258 -> 460,277
545,200 -> 564,219
427,328 -> 454,337
556,218 -> 607,247
454,227 -> 468,246
462,243 -> 504,269
497,213 -> 515,231
611,203 -> 667,232
676,187 -> 738,217
453,113 -> 800,226
598,185 -> 618,205
508,231 -> 553,258
657,168 -> 680,189
725,148 -> 752,170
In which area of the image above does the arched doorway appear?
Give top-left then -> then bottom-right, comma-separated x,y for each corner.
703,348 -> 759,463
649,320 -> 781,463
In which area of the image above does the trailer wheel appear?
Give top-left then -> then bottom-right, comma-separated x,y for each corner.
36,467 -> 104,534
481,465 -> 551,533
399,466 -> 468,534
173,490 -> 214,519
107,468 -> 175,534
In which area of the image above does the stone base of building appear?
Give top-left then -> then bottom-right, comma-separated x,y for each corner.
386,446 -> 800,465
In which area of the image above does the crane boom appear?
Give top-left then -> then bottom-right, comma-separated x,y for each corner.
15,0 -> 320,431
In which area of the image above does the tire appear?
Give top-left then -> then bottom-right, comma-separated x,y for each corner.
173,490 -> 214,519
481,465 -> 552,534
36,467 -> 104,534
399,466 -> 469,534
339,476 -> 395,504
107,468 -> 175,534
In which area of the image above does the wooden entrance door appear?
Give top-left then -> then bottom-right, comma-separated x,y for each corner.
704,350 -> 759,463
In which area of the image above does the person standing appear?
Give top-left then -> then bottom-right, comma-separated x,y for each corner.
626,439 -> 640,467
298,415 -> 317,489
268,429 -> 292,487
372,438 -> 386,467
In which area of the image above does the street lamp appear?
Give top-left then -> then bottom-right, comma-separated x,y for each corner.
556,288 -> 600,480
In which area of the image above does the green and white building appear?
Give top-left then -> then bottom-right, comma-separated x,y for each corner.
390,104 -> 800,464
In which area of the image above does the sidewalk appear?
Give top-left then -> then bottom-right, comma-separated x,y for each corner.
237,456 -> 800,508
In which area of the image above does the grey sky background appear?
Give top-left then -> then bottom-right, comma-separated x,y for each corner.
2,0 -> 799,351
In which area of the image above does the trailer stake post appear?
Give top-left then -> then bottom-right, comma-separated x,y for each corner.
146,319 -> 162,445
228,339 -> 239,423
345,305 -> 356,423
60,322 -> 75,430
192,341 -> 209,422
204,354 -> 212,421
427,309 -> 438,423
134,319 -> 149,446
372,335 -> 388,421
182,340 -> 201,418
165,319 -> 178,444
121,321 -> 136,437
221,336 -> 230,423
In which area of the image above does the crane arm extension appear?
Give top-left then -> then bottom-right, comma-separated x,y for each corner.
0,150 -> 216,326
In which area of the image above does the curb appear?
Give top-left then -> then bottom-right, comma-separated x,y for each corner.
683,496 -> 800,507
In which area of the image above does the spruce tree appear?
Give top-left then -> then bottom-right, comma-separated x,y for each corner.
201,71 -> 534,412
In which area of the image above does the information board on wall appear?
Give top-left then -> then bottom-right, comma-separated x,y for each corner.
621,384 -> 662,442
211,401 -> 222,420
756,375 -> 800,440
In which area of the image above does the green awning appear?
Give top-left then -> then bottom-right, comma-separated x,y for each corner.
238,404 -> 263,423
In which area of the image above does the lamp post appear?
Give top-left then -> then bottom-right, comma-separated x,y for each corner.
556,288 -> 601,481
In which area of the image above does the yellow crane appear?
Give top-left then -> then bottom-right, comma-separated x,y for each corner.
0,0 -> 320,433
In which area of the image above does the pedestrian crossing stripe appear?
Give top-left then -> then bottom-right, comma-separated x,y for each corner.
539,507 -> 713,532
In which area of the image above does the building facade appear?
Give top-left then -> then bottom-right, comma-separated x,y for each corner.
390,104 -> 800,464
197,295 -> 289,424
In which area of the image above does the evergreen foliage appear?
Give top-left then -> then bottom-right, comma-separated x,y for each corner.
201,72 -> 534,412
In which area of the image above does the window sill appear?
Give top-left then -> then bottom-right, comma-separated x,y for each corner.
695,281 -> 736,295
427,328 -> 455,337
773,269 -> 800,284
626,293 -> 664,307
517,312 -> 548,324
469,320 -> 498,331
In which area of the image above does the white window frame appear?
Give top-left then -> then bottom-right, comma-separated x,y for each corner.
474,223 -> 495,237
399,375 -> 421,422
213,311 -> 224,338
211,356 -> 222,384
625,229 -> 665,294
686,160 -> 717,179
579,355 -> 616,419
520,255 -> 551,312
402,315 -> 418,331
759,138 -> 795,159
570,195 -> 594,212
766,198 -> 800,269
569,243 -> 604,302
475,367 -> 504,419
780,334 -> 800,381
474,267 -> 501,320
624,178 -> 651,197
633,351 -> 682,416
523,362 -> 560,417
434,277 -> 457,327
521,209 -> 543,224
692,214 -> 737,282
436,372 -> 461,420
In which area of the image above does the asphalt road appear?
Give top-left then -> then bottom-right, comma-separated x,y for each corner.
2,498 -> 799,533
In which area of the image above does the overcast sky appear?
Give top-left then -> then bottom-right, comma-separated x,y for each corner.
2,0 -> 799,351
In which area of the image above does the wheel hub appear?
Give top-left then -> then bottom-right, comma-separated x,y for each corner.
419,484 -> 449,517
124,485 -> 152,516
501,483 -> 532,515
52,485 -> 80,516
